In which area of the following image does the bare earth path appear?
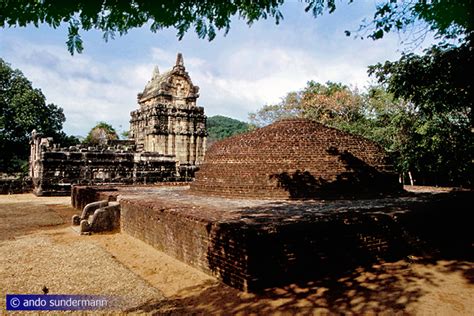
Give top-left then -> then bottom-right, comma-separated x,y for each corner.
0,194 -> 473,314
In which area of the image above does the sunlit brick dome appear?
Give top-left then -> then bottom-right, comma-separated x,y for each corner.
190,118 -> 401,199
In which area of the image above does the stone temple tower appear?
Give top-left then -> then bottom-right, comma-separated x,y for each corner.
130,53 -> 207,175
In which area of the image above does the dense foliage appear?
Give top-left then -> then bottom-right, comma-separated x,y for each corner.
350,0 -> 473,43
83,122 -> 119,145
0,59 -> 77,173
249,82 -> 472,186
2,1 -> 471,53
206,115 -> 250,147
363,4 -> 473,186
249,81 -> 364,127
368,37 -> 473,127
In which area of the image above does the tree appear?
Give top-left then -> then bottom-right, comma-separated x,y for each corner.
121,130 -> 130,139
0,58 -> 70,173
361,86 -> 472,187
367,39 -> 473,186
368,38 -> 473,127
353,0 -> 473,43
358,0 -> 473,186
83,122 -> 119,145
249,81 -> 363,128
403,112 -> 473,186
248,91 -> 303,127
58,133 -> 82,148
299,81 -> 364,126
3,1 -> 470,54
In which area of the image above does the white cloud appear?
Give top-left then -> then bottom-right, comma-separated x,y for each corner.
1,36 -> 402,135
183,36 -> 402,121
2,40 -> 147,136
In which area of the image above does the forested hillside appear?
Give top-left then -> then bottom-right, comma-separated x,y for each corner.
206,115 -> 250,148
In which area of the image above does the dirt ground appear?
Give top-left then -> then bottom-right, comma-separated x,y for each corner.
0,193 -> 473,315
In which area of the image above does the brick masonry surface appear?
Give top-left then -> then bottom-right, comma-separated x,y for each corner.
191,119 -> 401,199
100,186 -> 472,291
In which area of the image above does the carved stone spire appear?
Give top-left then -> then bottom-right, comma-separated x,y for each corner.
176,53 -> 184,67
151,65 -> 160,79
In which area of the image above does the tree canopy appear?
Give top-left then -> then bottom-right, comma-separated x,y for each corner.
249,81 -> 363,127
83,122 -> 119,145
368,37 -> 473,126
352,0 -> 473,42
2,1 -> 471,54
0,59 -> 75,173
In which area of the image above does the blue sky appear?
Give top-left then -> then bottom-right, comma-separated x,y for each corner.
0,1 -> 434,137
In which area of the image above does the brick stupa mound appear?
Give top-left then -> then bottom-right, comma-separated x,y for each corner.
191,119 -> 401,199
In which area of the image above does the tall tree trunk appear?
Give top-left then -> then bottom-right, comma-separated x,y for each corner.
408,171 -> 414,186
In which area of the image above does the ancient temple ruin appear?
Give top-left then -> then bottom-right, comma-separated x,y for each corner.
72,117 -> 403,291
130,53 -> 207,175
191,119 -> 400,198
30,53 -> 207,196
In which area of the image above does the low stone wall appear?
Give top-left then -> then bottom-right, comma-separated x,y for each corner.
119,188 -> 473,291
32,149 -> 180,196
0,177 -> 32,194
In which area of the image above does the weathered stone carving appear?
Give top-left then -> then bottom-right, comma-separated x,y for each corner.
72,200 -> 121,234
29,53 -> 207,196
130,53 -> 207,174
29,135 -> 178,196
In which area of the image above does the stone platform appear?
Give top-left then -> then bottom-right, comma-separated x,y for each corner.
72,185 -> 473,291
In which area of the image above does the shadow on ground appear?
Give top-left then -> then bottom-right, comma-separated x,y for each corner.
128,258 -> 473,314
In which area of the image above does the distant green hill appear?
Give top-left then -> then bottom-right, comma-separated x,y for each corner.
206,115 -> 251,147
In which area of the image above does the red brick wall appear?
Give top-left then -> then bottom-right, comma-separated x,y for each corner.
120,199 -> 223,278
118,191 -> 474,291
